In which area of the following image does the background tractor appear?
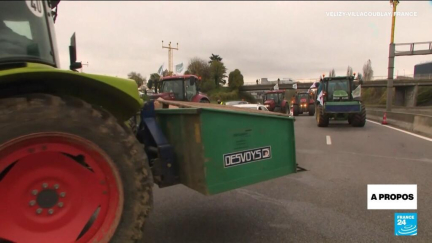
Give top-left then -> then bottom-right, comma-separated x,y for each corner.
263,89 -> 296,115
0,1 -> 297,242
147,74 -> 210,103
314,74 -> 365,127
292,91 -> 315,116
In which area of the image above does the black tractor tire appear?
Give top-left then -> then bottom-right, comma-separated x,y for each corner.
200,99 -> 210,103
316,105 -> 329,127
351,104 -> 366,127
308,104 -> 315,116
293,104 -> 299,116
0,94 -> 153,243
348,115 -> 353,124
284,105 -> 290,115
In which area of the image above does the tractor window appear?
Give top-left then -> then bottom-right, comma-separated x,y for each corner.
298,93 -> 309,103
265,93 -> 283,104
0,1 -> 55,65
160,79 -> 184,100
184,78 -> 197,101
327,80 -> 349,100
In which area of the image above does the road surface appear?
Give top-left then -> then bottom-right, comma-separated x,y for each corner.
144,115 -> 432,242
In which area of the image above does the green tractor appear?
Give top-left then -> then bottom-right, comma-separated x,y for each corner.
0,1 -> 298,242
314,75 -> 365,127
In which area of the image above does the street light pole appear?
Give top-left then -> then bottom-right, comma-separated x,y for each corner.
162,41 -> 179,74
386,0 -> 399,112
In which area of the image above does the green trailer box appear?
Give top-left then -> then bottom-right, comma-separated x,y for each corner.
155,102 -> 296,195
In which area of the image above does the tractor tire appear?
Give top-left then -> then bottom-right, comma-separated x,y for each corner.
351,104 -> 366,127
0,94 -> 153,243
293,105 -> 299,116
308,105 -> 315,116
284,105 -> 290,115
348,115 -> 353,124
316,105 -> 329,127
200,99 -> 210,103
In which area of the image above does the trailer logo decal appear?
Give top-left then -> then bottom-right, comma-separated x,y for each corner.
224,146 -> 272,168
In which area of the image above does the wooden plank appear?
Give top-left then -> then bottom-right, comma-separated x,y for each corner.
154,98 -> 293,118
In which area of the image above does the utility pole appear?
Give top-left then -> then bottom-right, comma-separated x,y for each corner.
387,0 -> 399,111
162,41 -> 179,74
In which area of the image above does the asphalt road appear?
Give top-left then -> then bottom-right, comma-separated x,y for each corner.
143,114 -> 432,243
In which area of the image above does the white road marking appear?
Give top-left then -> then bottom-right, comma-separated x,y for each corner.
367,119 -> 432,142
326,135 -> 332,145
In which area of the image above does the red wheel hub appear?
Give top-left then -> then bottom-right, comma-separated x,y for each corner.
0,133 -> 123,243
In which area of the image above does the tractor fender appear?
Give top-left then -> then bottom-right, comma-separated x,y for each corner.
0,63 -> 143,121
281,99 -> 289,110
281,100 -> 290,112
192,93 -> 210,102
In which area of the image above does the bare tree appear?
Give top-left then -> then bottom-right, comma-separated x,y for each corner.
329,69 -> 335,77
347,66 -> 353,76
362,59 -> 374,81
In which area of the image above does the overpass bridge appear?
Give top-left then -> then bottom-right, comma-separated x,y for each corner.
240,78 -> 432,107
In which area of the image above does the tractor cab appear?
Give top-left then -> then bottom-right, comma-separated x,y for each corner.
0,1 -> 60,67
148,75 -> 210,103
317,74 -> 362,103
263,90 -> 284,111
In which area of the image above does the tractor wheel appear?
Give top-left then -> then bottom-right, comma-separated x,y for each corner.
0,94 -> 153,243
200,99 -> 210,103
316,105 -> 329,127
308,105 -> 315,116
351,104 -> 366,127
284,105 -> 290,115
293,105 -> 299,116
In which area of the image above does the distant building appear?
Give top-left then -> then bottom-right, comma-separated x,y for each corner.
414,61 -> 432,78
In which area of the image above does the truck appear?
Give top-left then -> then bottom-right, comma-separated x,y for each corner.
292,91 -> 315,116
148,74 -> 211,103
314,75 -> 365,127
263,89 -> 296,115
0,1 -> 297,242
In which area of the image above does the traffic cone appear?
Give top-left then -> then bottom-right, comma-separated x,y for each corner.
382,112 -> 388,125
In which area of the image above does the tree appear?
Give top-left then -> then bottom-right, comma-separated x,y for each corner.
209,54 -> 222,64
187,57 -> 215,92
187,57 -> 211,80
329,69 -> 335,77
210,60 -> 227,87
347,66 -> 353,76
127,72 -> 146,87
363,59 -> 374,81
256,79 -> 259,85
147,73 -> 160,89
184,70 -> 191,75
228,69 -> 244,89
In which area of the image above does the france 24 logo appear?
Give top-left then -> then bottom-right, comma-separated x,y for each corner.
395,213 -> 417,236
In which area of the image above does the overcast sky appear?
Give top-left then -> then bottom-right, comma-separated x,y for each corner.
54,1 -> 432,83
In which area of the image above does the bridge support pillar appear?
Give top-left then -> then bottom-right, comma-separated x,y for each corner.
394,85 -> 418,107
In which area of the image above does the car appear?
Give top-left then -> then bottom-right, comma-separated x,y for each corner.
233,104 -> 269,111
225,100 -> 249,106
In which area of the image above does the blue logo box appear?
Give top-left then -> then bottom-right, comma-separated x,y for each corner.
395,213 -> 417,236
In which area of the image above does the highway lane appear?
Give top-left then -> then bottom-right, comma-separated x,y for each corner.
143,114 -> 432,243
